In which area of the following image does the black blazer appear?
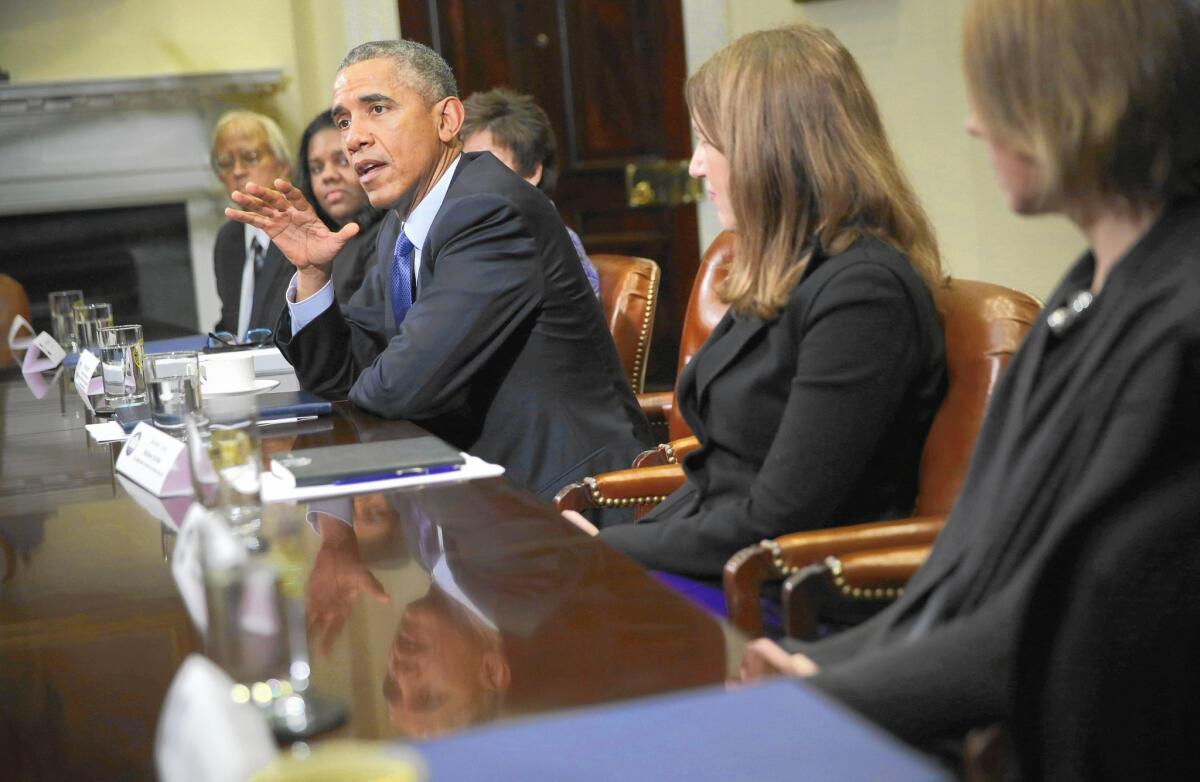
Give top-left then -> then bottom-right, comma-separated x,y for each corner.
600,235 -> 947,577
276,152 -> 653,502
212,220 -> 292,335
797,199 -> 1200,749
330,213 -> 383,307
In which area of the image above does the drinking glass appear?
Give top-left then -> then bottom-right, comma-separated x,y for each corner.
99,324 -> 146,406
186,401 -> 262,535
146,351 -> 202,436
73,302 -> 114,354
47,290 -> 84,351
199,506 -> 345,739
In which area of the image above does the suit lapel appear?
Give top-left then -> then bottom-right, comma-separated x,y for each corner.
691,311 -> 768,405
250,242 -> 286,325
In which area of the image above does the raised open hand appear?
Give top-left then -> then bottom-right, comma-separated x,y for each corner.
225,178 -> 360,280
307,530 -> 390,658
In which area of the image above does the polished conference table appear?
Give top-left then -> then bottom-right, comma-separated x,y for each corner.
0,365 -> 743,779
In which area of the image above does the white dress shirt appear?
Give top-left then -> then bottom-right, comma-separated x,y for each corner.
237,225 -> 271,338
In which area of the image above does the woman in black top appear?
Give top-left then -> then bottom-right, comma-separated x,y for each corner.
740,0 -> 1200,761
296,111 -> 385,306
564,25 -> 948,579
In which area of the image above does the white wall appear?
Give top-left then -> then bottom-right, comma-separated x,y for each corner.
716,0 -> 1082,298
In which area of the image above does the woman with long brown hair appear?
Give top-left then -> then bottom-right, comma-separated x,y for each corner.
566,24 -> 948,580
741,0 -> 1200,764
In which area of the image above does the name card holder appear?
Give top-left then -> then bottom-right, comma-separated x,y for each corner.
22,365 -> 64,400
115,422 -> 192,497
22,331 -> 67,373
6,314 -> 36,357
73,349 -> 102,411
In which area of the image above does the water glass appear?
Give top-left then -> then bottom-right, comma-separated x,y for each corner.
201,523 -> 293,692
199,506 -> 339,737
48,290 -> 84,351
186,402 -> 262,534
99,324 -> 146,406
147,351 -> 202,435
73,302 -> 114,353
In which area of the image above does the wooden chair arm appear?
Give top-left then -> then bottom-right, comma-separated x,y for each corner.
637,390 -> 674,419
631,435 -> 701,468
722,514 -> 945,636
781,544 -> 931,639
772,514 -> 944,568
553,464 -> 686,520
637,390 -> 673,442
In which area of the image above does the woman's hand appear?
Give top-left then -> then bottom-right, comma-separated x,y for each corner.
739,638 -> 819,680
561,510 -> 600,536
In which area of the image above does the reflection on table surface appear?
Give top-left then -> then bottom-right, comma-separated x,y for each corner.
0,368 -> 742,779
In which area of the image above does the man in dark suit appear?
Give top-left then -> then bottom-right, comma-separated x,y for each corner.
225,40 -> 652,502
209,111 -> 294,337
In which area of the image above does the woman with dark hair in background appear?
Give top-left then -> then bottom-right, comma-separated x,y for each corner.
564,25 -> 947,582
296,111 -> 385,306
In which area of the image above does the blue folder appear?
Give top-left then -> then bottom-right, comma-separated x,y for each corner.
410,679 -> 949,781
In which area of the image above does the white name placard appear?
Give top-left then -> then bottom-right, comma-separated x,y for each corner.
115,422 -> 192,496
6,313 -> 35,355
23,331 -> 66,372
73,349 -> 100,411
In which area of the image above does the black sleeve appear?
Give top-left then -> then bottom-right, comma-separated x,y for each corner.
807,585 -> 1017,746
599,262 -> 926,577
274,246 -> 391,400
347,193 -> 543,420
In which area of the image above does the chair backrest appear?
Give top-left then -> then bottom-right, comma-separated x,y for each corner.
0,274 -> 31,369
914,278 -> 1041,516
592,254 -> 661,394
666,231 -> 733,440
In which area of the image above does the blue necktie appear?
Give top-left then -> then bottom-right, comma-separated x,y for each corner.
391,229 -> 415,327
251,237 -> 266,271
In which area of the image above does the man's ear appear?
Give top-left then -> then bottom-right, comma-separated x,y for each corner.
481,651 -> 511,692
438,96 -> 466,143
526,162 -> 544,188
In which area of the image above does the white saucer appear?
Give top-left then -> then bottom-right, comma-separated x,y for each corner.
201,378 -> 280,395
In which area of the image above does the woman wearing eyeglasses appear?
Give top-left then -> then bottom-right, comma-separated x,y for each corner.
209,110 -> 295,340
296,111 -> 386,308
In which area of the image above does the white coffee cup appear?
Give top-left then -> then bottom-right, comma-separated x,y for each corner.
199,353 -> 257,394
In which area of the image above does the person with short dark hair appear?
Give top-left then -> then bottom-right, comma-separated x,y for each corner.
296,111 -> 385,306
462,88 -> 599,297
741,0 -> 1200,759
225,40 -> 652,504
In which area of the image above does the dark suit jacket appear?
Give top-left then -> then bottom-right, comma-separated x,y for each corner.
795,198 -> 1200,749
212,220 -> 292,335
600,235 -> 946,577
277,152 -> 653,502
330,212 -> 383,307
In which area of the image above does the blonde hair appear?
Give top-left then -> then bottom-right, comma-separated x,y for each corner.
963,0 -> 1200,207
210,110 -> 293,172
686,24 -> 942,319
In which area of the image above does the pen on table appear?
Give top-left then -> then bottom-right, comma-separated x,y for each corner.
332,464 -> 463,486
258,415 -> 318,427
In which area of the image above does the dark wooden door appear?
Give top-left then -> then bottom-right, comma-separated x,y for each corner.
398,0 -> 700,389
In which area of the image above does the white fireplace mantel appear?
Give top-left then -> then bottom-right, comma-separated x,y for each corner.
0,69 -> 284,216
0,69 -> 286,331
